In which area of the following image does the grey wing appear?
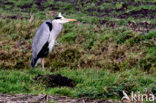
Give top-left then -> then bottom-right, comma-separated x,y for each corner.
32,20 -> 52,59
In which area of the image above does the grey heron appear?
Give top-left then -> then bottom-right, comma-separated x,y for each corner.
31,13 -> 76,69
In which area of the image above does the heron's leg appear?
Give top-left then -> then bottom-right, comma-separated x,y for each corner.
41,58 -> 45,69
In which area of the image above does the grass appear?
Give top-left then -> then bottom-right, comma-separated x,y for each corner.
0,0 -> 156,101
0,18 -> 156,100
0,68 -> 155,100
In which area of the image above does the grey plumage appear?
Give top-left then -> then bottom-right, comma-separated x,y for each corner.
31,20 -> 52,67
31,13 -> 76,69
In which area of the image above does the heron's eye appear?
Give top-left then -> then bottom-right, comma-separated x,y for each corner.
54,17 -> 62,19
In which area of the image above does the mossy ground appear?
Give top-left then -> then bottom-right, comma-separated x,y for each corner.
0,0 -> 156,101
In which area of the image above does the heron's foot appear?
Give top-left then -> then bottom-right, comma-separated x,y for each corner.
42,65 -> 45,70
55,41 -> 60,46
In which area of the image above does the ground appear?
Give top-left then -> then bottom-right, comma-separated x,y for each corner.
0,94 -> 121,103
0,0 -> 156,102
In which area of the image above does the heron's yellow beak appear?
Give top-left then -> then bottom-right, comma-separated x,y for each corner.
66,19 -> 77,22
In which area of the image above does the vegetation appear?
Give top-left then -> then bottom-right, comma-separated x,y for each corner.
0,68 -> 155,100
0,0 -> 156,101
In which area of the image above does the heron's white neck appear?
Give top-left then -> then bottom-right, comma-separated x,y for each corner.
51,20 -> 63,39
48,21 -> 63,52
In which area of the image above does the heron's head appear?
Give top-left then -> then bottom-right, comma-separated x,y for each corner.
53,13 -> 77,24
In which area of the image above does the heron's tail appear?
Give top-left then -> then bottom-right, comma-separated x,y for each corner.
31,57 -> 40,68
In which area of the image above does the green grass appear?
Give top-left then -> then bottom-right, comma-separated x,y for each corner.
0,68 -> 155,100
0,17 -> 155,99
0,0 -> 156,101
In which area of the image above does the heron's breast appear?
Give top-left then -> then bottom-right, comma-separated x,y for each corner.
48,40 -> 55,52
